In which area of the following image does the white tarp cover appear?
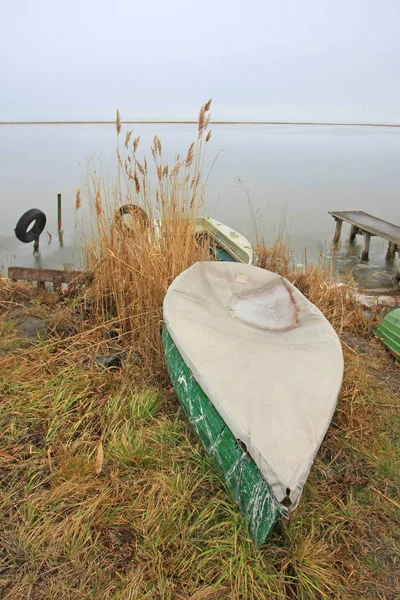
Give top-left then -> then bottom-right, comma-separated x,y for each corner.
163,262 -> 344,508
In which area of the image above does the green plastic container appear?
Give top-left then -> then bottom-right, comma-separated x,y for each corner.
376,307 -> 400,360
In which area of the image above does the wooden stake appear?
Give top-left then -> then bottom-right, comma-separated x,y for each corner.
333,218 -> 343,248
57,193 -> 62,232
349,225 -> 358,243
361,232 -> 371,262
52,276 -> 63,291
386,242 -> 396,261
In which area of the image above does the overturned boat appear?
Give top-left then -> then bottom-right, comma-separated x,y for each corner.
162,262 -> 344,545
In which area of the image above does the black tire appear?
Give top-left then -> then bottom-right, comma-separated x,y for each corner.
115,204 -> 149,226
15,209 -> 47,243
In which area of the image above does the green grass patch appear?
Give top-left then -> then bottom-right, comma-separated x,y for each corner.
0,287 -> 399,599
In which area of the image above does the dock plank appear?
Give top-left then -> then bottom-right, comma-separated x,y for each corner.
328,211 -> 400,244
8,267 -> 83,288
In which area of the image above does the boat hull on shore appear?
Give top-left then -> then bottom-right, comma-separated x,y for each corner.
162,327 -> 281,545
163,262 -> 343,544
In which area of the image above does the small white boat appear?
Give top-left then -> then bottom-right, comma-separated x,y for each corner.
118,205 -> 253,265
194,217 -> 253,264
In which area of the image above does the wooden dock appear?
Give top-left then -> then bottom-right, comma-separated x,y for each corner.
329,211 -> 400,267
8,267 -> 83,290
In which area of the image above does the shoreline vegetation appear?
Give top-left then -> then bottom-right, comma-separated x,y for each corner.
1,102 -> 399,599
1,120 -> 400,127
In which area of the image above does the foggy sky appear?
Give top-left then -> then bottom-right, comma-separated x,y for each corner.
1,0 -> 399,123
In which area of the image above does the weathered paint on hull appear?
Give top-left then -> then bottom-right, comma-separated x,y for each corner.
162,327 -> 282,546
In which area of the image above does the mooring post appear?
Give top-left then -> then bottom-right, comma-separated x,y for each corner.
361,232 -> 371,262
386,241 -> 397,261
349,225 -> 358,243
57,193 -> 64,246
333,218 -> 343,248
57,193 -> 62,232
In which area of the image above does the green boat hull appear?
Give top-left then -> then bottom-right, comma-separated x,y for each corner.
162,327 -> 282,546
376,307 -> 400,360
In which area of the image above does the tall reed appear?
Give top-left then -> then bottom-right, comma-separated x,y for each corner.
81,101 -> 213,372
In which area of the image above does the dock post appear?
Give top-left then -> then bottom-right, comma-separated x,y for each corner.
349,225 -> 358,243
386,242 -> 396,261
361,233 -> 371,262
57,193 -> 64,246
333,218 -> 343,248
57,193 -> 62,232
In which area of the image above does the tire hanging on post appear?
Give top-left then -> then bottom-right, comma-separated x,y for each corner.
15,209 -> 47,243
114,204 -> 149,227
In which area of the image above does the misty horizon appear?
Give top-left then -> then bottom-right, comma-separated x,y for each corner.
1,0 -> 399,124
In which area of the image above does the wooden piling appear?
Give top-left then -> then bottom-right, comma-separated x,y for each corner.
333,218 -> 343,247
361,233 -> 371,262
349,225 -> 358,243
52,276 -> 63,291
386,242 -> 397,261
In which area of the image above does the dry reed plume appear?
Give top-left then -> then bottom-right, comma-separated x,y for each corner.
75,188 -> 82,211
83,100 -> 213,373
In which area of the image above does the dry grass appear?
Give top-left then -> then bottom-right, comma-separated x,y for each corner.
0,279 -> 399,599
79,100 -> 214,375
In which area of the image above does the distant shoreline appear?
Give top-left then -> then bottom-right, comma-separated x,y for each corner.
1,120 -> 400,128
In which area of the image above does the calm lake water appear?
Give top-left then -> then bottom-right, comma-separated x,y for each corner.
1,123 -> 399,288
